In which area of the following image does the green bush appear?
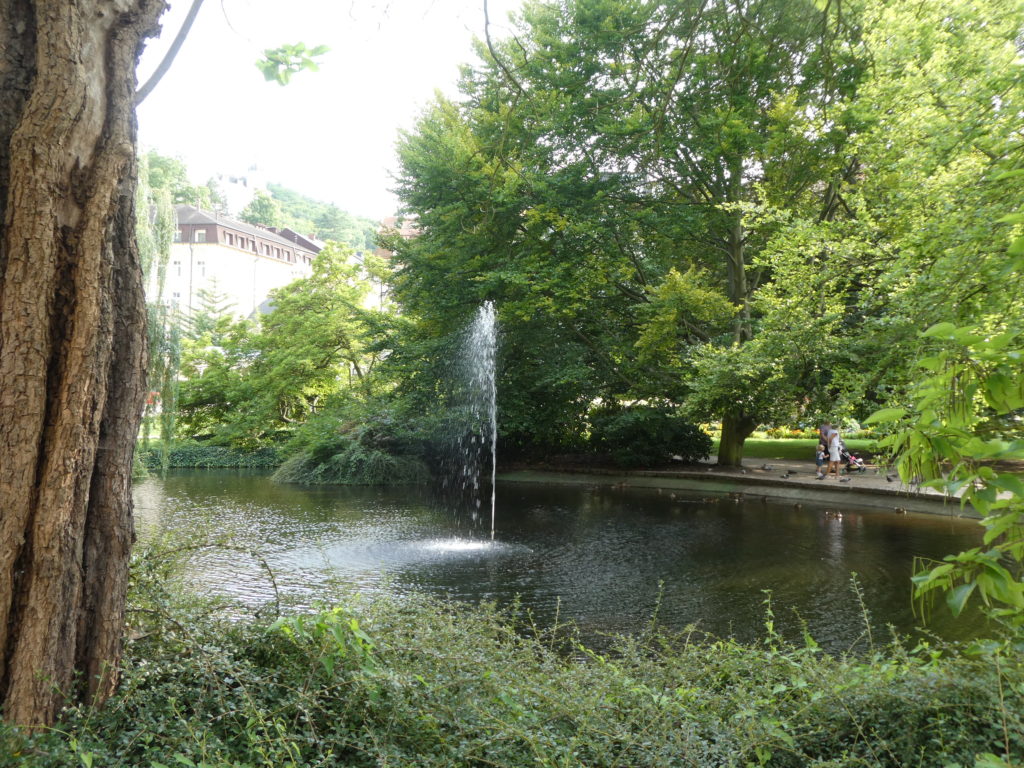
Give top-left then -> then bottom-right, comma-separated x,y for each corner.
4,554 -> 1020,768
137,439 -> 281,470
588,405 -> 712,467
272,444 -> 429,485
273,408 -> 430,486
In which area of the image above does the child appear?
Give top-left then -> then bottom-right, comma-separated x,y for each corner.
815,441 -> 827,478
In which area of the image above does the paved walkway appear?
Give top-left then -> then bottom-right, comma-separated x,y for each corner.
703,457 -> 925,494
500,457 -> 973,517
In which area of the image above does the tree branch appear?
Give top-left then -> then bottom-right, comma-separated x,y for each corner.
136,0 -> 206,105
483,0 -> 525,96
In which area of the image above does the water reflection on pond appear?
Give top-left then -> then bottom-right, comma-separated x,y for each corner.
133,470 -> 984,652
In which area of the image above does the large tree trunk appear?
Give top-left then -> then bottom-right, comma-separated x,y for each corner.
717,411 -> 758,468
0,0 -> 164,728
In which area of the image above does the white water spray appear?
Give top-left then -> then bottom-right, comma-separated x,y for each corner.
465,301 -> 498,538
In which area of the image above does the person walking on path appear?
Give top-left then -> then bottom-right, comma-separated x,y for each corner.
817,423 -> 841,480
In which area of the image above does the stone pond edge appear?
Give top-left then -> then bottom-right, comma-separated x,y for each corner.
497,468 -> 980,519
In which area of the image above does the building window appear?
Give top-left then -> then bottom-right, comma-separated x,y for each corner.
173,260 -> 181,277
226,233 -> 234,246
197,260 -> 205,277
173,229 -> 182,242
194,229 -> 206,243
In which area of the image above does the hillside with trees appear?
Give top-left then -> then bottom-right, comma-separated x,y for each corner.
266,183 -> 379,250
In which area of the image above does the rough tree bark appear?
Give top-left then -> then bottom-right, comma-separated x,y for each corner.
0,0 -> 165,728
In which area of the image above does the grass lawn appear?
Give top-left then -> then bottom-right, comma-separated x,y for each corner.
711,437 -> 877,461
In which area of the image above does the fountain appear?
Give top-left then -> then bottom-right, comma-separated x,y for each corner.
462,301 -> 498,538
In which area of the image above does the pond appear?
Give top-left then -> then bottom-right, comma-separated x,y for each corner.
133,470 -> 985,652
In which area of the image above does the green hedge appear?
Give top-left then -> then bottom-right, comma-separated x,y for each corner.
137,440 -> 281,470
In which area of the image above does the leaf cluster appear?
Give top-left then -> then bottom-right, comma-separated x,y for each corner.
867,323 -> 1024,626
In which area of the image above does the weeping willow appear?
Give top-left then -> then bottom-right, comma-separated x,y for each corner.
137,155 -> 182,473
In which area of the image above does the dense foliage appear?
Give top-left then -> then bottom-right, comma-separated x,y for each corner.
588,404 -> 712,467
173,243 -> 387,449
386,0 -> 1023,464
272,405 -> 430,485
151,0 -> 1023,482
3,545 -> 1021,768
868,317 -> 1024,630
137,440 -> 280,470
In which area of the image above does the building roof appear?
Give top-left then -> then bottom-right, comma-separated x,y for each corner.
379,216 -> 419,239
268,227 -> 327,252
175,205 -> 322,253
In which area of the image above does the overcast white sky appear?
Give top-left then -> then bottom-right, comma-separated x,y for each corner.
136,0 -> 524,219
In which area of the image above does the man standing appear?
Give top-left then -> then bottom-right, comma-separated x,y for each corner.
817,423 -> 840,480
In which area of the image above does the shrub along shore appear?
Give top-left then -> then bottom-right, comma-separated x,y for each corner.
135,434 -> 876,476
1,542 -> 1021,768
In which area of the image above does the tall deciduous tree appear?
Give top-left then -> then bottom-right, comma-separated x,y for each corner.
393,0 -> 860,462
240,189 -> 284,228
0,0 -> 165,726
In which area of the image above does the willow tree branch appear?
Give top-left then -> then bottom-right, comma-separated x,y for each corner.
135,0 -> 206,105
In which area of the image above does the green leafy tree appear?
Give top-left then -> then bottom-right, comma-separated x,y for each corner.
176,309 -> 260,442
144,150 -> 220,209
256,243 -> 383,419
176,244 -> 383,447
137,153 -> 183,470
753,0 -> 1024,428
240,189 -> 284,228
392,0 -> 861,462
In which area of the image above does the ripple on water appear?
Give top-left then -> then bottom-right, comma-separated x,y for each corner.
134,472 -> 985,651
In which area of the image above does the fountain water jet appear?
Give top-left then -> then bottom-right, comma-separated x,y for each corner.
435,302 -> 498,537
464,301 -> 498,538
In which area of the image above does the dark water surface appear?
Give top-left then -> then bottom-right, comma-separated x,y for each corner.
134,470 -> 985,651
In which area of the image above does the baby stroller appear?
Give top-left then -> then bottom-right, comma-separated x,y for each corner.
838,439 -> 867,473
816,437 -> 868,474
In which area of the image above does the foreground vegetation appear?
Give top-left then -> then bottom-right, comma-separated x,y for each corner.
2,542 -> 1021,768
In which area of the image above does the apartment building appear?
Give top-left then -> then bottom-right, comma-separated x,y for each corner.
163,205 -> 321,318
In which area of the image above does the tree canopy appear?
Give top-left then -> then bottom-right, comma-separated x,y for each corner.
383,0 -> 1024,464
